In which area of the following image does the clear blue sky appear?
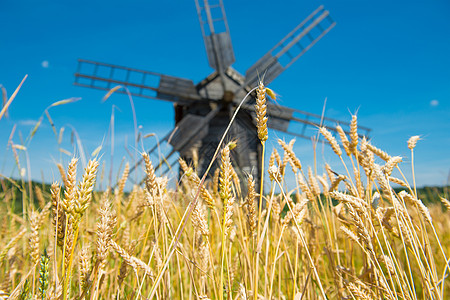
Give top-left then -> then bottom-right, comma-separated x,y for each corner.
1,0 -> 449,188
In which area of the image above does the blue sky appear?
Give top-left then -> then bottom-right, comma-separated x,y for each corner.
1,0 -> 449,188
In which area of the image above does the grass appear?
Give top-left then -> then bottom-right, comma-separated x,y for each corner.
0,81 -> 449,299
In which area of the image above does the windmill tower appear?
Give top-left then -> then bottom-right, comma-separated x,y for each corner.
74,1 -> 370,188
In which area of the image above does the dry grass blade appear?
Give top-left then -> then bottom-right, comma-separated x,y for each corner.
44,109 -> 58,138
59,148 -> 72,157
48,97 -> 81,108
12,144 -> 26,151
1,85 -> 7,119
0,75 -> 27,121
91,145 -> 102,157
102,85 -> 123,102
28,114 -> 44,141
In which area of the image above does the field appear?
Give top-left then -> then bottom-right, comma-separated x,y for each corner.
0,82 -> 450,299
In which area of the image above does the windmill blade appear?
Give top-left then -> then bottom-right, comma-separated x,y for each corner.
195,0 -> 235,74
168,105 -> 221,151
242,102 -> 371,140
244,5 -> 336,88
74,59 -> 200,103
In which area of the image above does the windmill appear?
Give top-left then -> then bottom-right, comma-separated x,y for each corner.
74,1 -> 370,188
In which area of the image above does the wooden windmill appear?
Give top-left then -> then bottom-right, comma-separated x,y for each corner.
74,1 -> 370,187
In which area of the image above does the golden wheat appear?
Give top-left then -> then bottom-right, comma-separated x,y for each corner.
0,106 -> 448,300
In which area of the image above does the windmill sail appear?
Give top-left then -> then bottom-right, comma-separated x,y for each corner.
244,5 -> 336,88
195,0 -> 235,73
74,59 -> 200,103
168,106 -> 221,151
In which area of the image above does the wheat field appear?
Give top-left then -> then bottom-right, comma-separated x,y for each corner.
0,81 -> 449,299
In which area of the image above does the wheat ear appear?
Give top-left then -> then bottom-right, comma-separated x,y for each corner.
407,135 -> 420,149
278,139 -> 302,172
319,127 -> 342,156
366,143 -> 391,162
62,158 -> 78,215
336,125 -> 351,156
142,152 -> 157,194
255,81 -> 268,142
109,240 -> 154,278
246,175 -> 257,237
57,163 -> 69,187
38,250 -> 50,299
29,211 -> 40,265
117,162 -> 129,197
440,197 -> 450,211
74,159 -> 99,218
79,247 -> 91,289
96,198 -> 115,270
349,114 -> 359,154
220,145 -> 235,236
0,227 -> 27,262
179,158 -> 215,208
192,200 -> 210,238
50,183 -> 65,247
